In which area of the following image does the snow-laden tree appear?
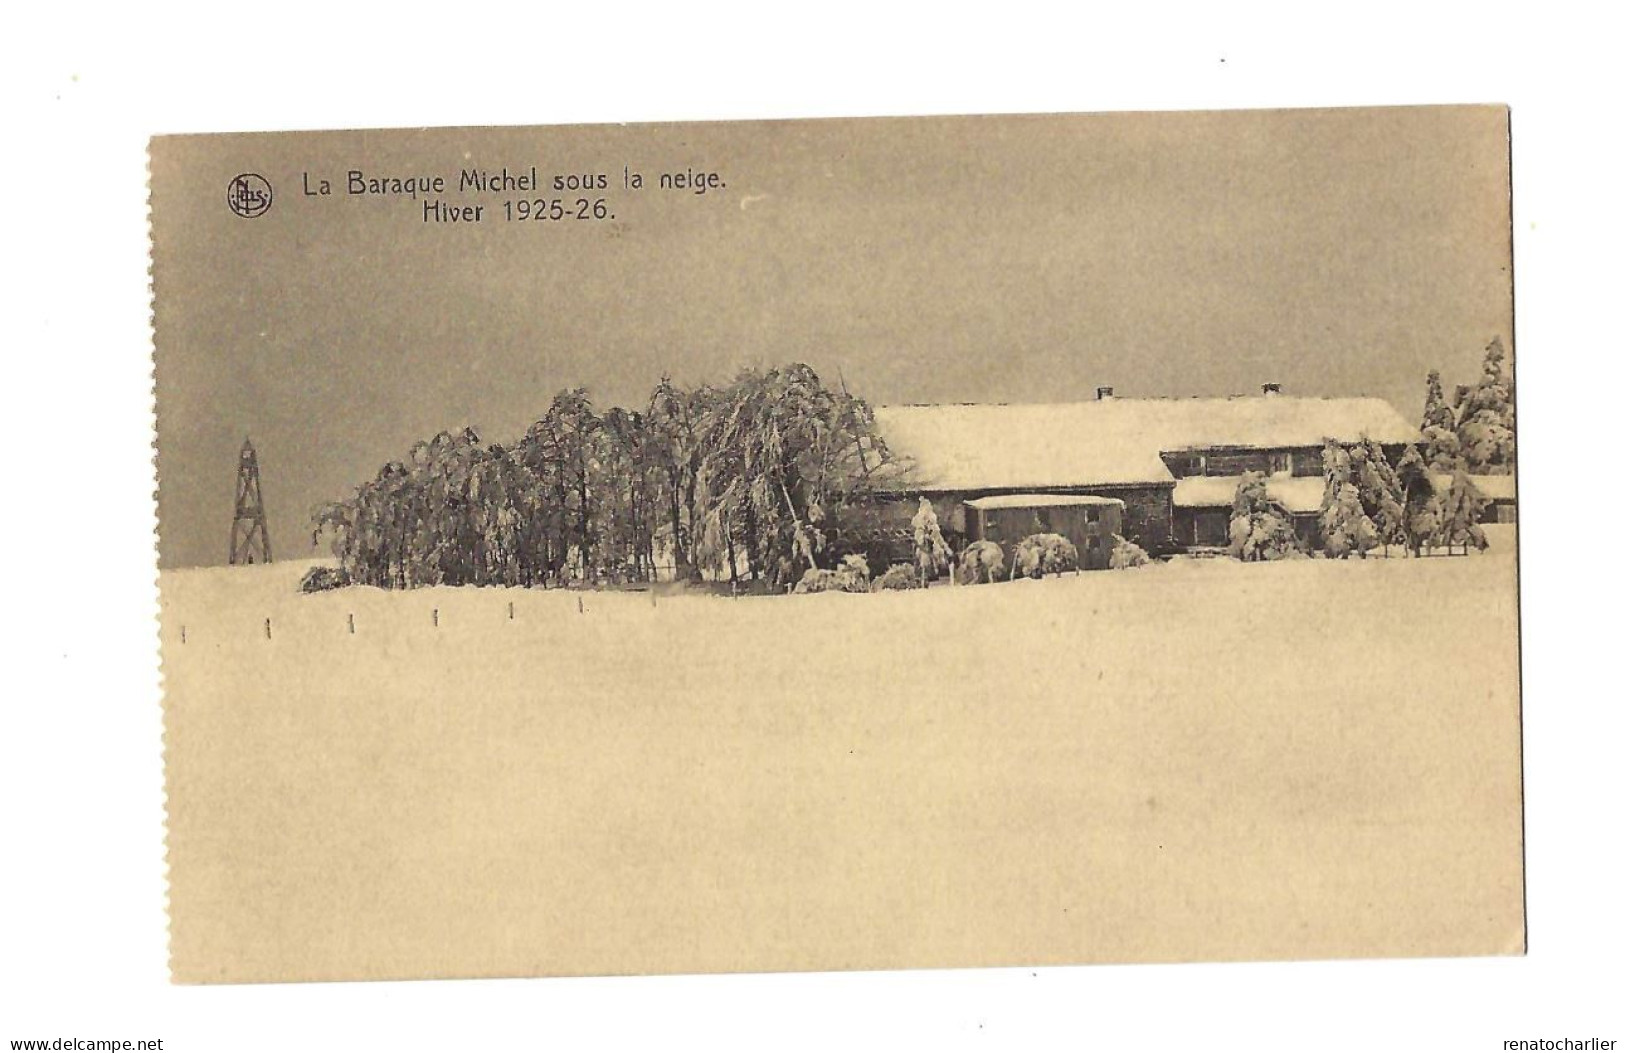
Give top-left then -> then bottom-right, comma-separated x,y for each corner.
1420,369 -> 1463,472
1318,439 -> 1379,559
696,363 -> 890,588
1456,336 -> 1516,474
521,389 -> 607,582
1109,534 -> 1150,569
314,426 -> 541,590
871,563 -> 923,591
1013,533 -> 1079,579
1228,472 -> 1298,561
957,540 -> 1004,584
1353,438 -> 1407,555
646,376 -> 718,581
598,406 -> 663,582
1395,444 -> 1443,556
795,552 -> 871,593
910,497 -> 953,584
1436,469 -> 1490,553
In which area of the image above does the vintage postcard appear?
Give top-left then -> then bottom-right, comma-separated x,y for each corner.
150,105 -> 1521,983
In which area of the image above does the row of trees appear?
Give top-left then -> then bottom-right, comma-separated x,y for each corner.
1420,335 -> 1516,474
1228,435 -> 1489,562
1229,336 -> 1514,562
312,364 -> 896,589
1318,438 -> 1488,557
1228,435 -> 1488,562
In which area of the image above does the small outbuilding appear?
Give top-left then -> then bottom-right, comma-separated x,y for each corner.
963,494 -> 1125,570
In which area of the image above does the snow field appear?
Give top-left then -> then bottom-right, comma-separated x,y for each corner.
160,532 -> 1521,981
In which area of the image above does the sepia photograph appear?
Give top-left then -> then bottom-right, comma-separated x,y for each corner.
149,106 -> 1522,984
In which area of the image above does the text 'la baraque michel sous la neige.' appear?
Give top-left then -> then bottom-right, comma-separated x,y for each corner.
300,166 -> 727,223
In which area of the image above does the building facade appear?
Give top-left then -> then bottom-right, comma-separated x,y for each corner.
848,385 -> 1469,566
964,493 -> 1125,570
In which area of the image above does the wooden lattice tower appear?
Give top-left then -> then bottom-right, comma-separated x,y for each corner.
229,438 -> 272,565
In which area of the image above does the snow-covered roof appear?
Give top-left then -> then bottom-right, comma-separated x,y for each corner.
964,493 -> 1125,510
1429,472 -> 1517,502
1173,474 -> 1326,514
874,396 -> 1420,492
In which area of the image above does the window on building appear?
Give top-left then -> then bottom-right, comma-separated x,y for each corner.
1293,449 -> 1324,477
1084,507 -> 1100,524
1208,450 -> 1271,475
1165,452 -> 1206,477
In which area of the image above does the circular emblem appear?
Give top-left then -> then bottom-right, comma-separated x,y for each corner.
226,173 -> 273,218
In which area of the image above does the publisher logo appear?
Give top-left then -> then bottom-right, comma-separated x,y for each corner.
226,174 -> 273,218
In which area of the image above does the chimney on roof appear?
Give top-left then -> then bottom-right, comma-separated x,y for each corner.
1262,382 -> 1282,396
1096,386 -> 1114,401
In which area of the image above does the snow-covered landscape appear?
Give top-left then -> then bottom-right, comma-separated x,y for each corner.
148,106 -> 1524,983
161,528 -> 1521,980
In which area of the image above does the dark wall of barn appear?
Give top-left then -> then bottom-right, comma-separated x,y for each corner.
1109,484 -> 1175,551
1173,507 -> 1230,548
835,497 -> 968,572
970,503 -> 1123,570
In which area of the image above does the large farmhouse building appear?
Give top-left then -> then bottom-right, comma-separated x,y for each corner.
851,385 -> 1430,563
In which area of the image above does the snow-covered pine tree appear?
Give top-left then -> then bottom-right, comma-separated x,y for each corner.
1354,438 -> 1407,556
1228,472 -> 1298,561
1437,468 -> 1490,553
1420,369 -> 1463,471
1457,336 -> 1516,474
1318,438 -> 1379,559
1395,444 -> 1442,556
910,497 -> 953,584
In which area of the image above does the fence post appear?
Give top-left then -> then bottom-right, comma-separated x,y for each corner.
348,613 -> 355,634
432,608 -> 439,628
264,617 -> 272,640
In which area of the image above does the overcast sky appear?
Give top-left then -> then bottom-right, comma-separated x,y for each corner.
150,105 -> 1512,568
